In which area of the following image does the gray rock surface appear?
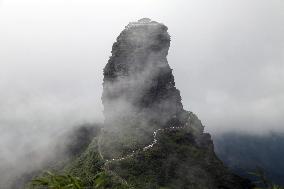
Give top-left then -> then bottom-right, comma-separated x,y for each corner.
102,18 -> 184,129
101,18 -> 252,188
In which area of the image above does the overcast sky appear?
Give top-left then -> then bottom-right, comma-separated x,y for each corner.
0,0 -> 283,141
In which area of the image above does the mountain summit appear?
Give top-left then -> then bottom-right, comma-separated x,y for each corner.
39,19 -> 255,189
98,18 -> 252,188
102,18 -> 184,129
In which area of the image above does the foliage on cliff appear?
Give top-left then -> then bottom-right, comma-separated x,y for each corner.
29,18 -> 253,189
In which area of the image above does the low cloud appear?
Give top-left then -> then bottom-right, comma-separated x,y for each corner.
0,0 -> 283,187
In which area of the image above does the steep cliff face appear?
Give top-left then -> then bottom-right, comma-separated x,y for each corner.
97,18 -> 252,188
102,18 -> 184,129
20,18 -> 253,189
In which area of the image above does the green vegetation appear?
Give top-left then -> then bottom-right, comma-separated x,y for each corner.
30,171 -> 82,189
250,168 -> 284,189
64,138 -> 104,186
105,129 -> 215,189
30,171 -> 130,189
91,172 -> 130,189
29,115 -> 253,189
99,126 -> 155,160
30,137 -> 133,189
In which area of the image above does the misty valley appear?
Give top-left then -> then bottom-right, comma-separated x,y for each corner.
0,18 -> 280,189
0,1 -> 283,187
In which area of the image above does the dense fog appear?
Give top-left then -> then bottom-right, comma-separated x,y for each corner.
0,0 -> 283,188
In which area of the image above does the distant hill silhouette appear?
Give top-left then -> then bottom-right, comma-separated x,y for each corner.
214,132 -> 284,185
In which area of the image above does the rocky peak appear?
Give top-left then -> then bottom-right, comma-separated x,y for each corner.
63,19 -> 252,189
102,18 -> 184,128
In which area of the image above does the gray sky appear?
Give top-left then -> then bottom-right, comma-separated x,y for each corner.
0,1 -> 283,186
0,0 -> 283,141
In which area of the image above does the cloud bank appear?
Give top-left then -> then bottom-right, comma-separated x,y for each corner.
0,0 -> 283,187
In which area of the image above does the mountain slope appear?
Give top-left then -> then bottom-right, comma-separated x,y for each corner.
64,18 -> 252,189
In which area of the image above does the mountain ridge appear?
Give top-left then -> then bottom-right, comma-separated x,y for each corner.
28,18 -> 253,189
65,18 -> 252,188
